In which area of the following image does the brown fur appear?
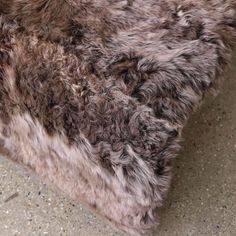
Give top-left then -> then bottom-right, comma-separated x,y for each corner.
0,0 -> 236,235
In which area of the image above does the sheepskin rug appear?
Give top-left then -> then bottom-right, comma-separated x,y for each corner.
0,0 -> 236,235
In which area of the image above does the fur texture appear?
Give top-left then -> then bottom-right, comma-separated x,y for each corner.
0,0 -> 236,235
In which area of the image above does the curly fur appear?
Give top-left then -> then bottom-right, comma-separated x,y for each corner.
0,0 -> 236,235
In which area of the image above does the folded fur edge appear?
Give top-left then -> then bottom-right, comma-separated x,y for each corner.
0,14 -> 178,235
0,21 -> 178,234
0,113 -> 178,236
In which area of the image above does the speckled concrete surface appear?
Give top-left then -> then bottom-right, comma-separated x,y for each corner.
0,55 -> 236,236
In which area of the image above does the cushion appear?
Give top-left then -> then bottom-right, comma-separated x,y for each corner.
0,0 -> 235,235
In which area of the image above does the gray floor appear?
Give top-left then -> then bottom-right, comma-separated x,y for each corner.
0,55 -> 236,236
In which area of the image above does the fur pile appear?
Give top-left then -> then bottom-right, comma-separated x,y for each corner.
0,0 -> 236,235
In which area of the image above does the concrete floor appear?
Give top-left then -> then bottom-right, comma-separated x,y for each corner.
0,55 -> 236,236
